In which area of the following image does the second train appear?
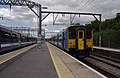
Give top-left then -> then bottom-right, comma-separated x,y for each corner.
49,25 -> 93,58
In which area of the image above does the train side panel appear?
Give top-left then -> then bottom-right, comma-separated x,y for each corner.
0,28 -> 20,53
63,30 -> 69,51
0,25 -> 37,55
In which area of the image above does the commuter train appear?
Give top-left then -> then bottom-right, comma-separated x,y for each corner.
0,25 -> 37,55
49,25 -> 93,58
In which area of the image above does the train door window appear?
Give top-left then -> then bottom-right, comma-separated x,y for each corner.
79,32 -> 83,38
78,30 -> 84,50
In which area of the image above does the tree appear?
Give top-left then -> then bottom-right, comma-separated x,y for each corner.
86,17 -> 120,49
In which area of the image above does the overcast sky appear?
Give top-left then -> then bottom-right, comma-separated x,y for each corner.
0,0 -> 120,38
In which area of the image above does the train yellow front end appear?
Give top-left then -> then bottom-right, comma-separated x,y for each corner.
68,26 -> 86,57
68,26 -> 93,58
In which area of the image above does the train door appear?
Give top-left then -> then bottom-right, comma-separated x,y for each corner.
77,30 -> 85,50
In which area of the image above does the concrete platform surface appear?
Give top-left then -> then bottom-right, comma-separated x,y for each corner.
0,43 -> 58,78
46,42 -> 107,78
0,42 -> 107,78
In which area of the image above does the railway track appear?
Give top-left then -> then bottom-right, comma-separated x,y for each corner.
83,54 -> 120,78
91,53 -> 120,64
93,48 -> 120,60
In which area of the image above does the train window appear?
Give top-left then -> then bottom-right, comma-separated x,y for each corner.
21,36 -> 25,42
0,30 -> 3,42
12,34 -> 18,42
0,30 -> 6,42
5,33 -> 10,36
79,32 -> 83,38
24,36 -> 27,42
69,29 -> 76,39
12,34 -> 16,38
3,32 -> 12,42
86,30 -> 92,39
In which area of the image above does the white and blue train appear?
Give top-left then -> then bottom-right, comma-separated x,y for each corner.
49,25 -> 93,58
0,25 -> 37,55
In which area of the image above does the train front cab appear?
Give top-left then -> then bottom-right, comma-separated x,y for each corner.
68,26 -> 87,58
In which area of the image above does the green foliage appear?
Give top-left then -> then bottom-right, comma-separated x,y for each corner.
101,29 -> 117,47
86,20 -> 99,32
102,18 -> 120,30
86,18 -> 120,48
93,32 -> 99,46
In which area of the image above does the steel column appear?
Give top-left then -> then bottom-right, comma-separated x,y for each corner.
99,15 -> 102,47
38,4 -> 41,35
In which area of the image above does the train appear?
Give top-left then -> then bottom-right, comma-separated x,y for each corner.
0,25 -> 37,55
49,25 -> 93,58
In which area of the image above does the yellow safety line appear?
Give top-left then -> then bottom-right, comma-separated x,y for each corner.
46,43 -> 62,78
46,42 -> 75,78
0,44 -> 37,64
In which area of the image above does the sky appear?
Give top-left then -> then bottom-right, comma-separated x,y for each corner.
0,0 -> 120,38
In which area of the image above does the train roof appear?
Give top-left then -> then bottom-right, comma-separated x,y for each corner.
0,25 -> 17,32
68,25 -> 86,29
0,25 -> 28,36
60,25 -> 86,31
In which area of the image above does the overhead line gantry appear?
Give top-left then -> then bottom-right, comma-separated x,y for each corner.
41,11 -> 102,47
0,0 -> 102,47
0,0 -> 41,36
41,11 -> 102,25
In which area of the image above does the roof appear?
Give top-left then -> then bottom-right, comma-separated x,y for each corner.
0,25 -> 28,36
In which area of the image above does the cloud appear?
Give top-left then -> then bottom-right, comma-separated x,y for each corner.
0,0 -> 120,37
10,6 -> 36,20
1,0 -> 120,23
0,8 -> 14,18
33,18 -> 37,23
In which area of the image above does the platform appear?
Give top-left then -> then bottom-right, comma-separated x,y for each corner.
0,43 -> 58,78
0,42 -> 107,78
46,42 -> 107,78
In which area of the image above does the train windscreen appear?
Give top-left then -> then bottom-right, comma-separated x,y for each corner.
86,30 -> 92,39
69,29 -> 76,39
